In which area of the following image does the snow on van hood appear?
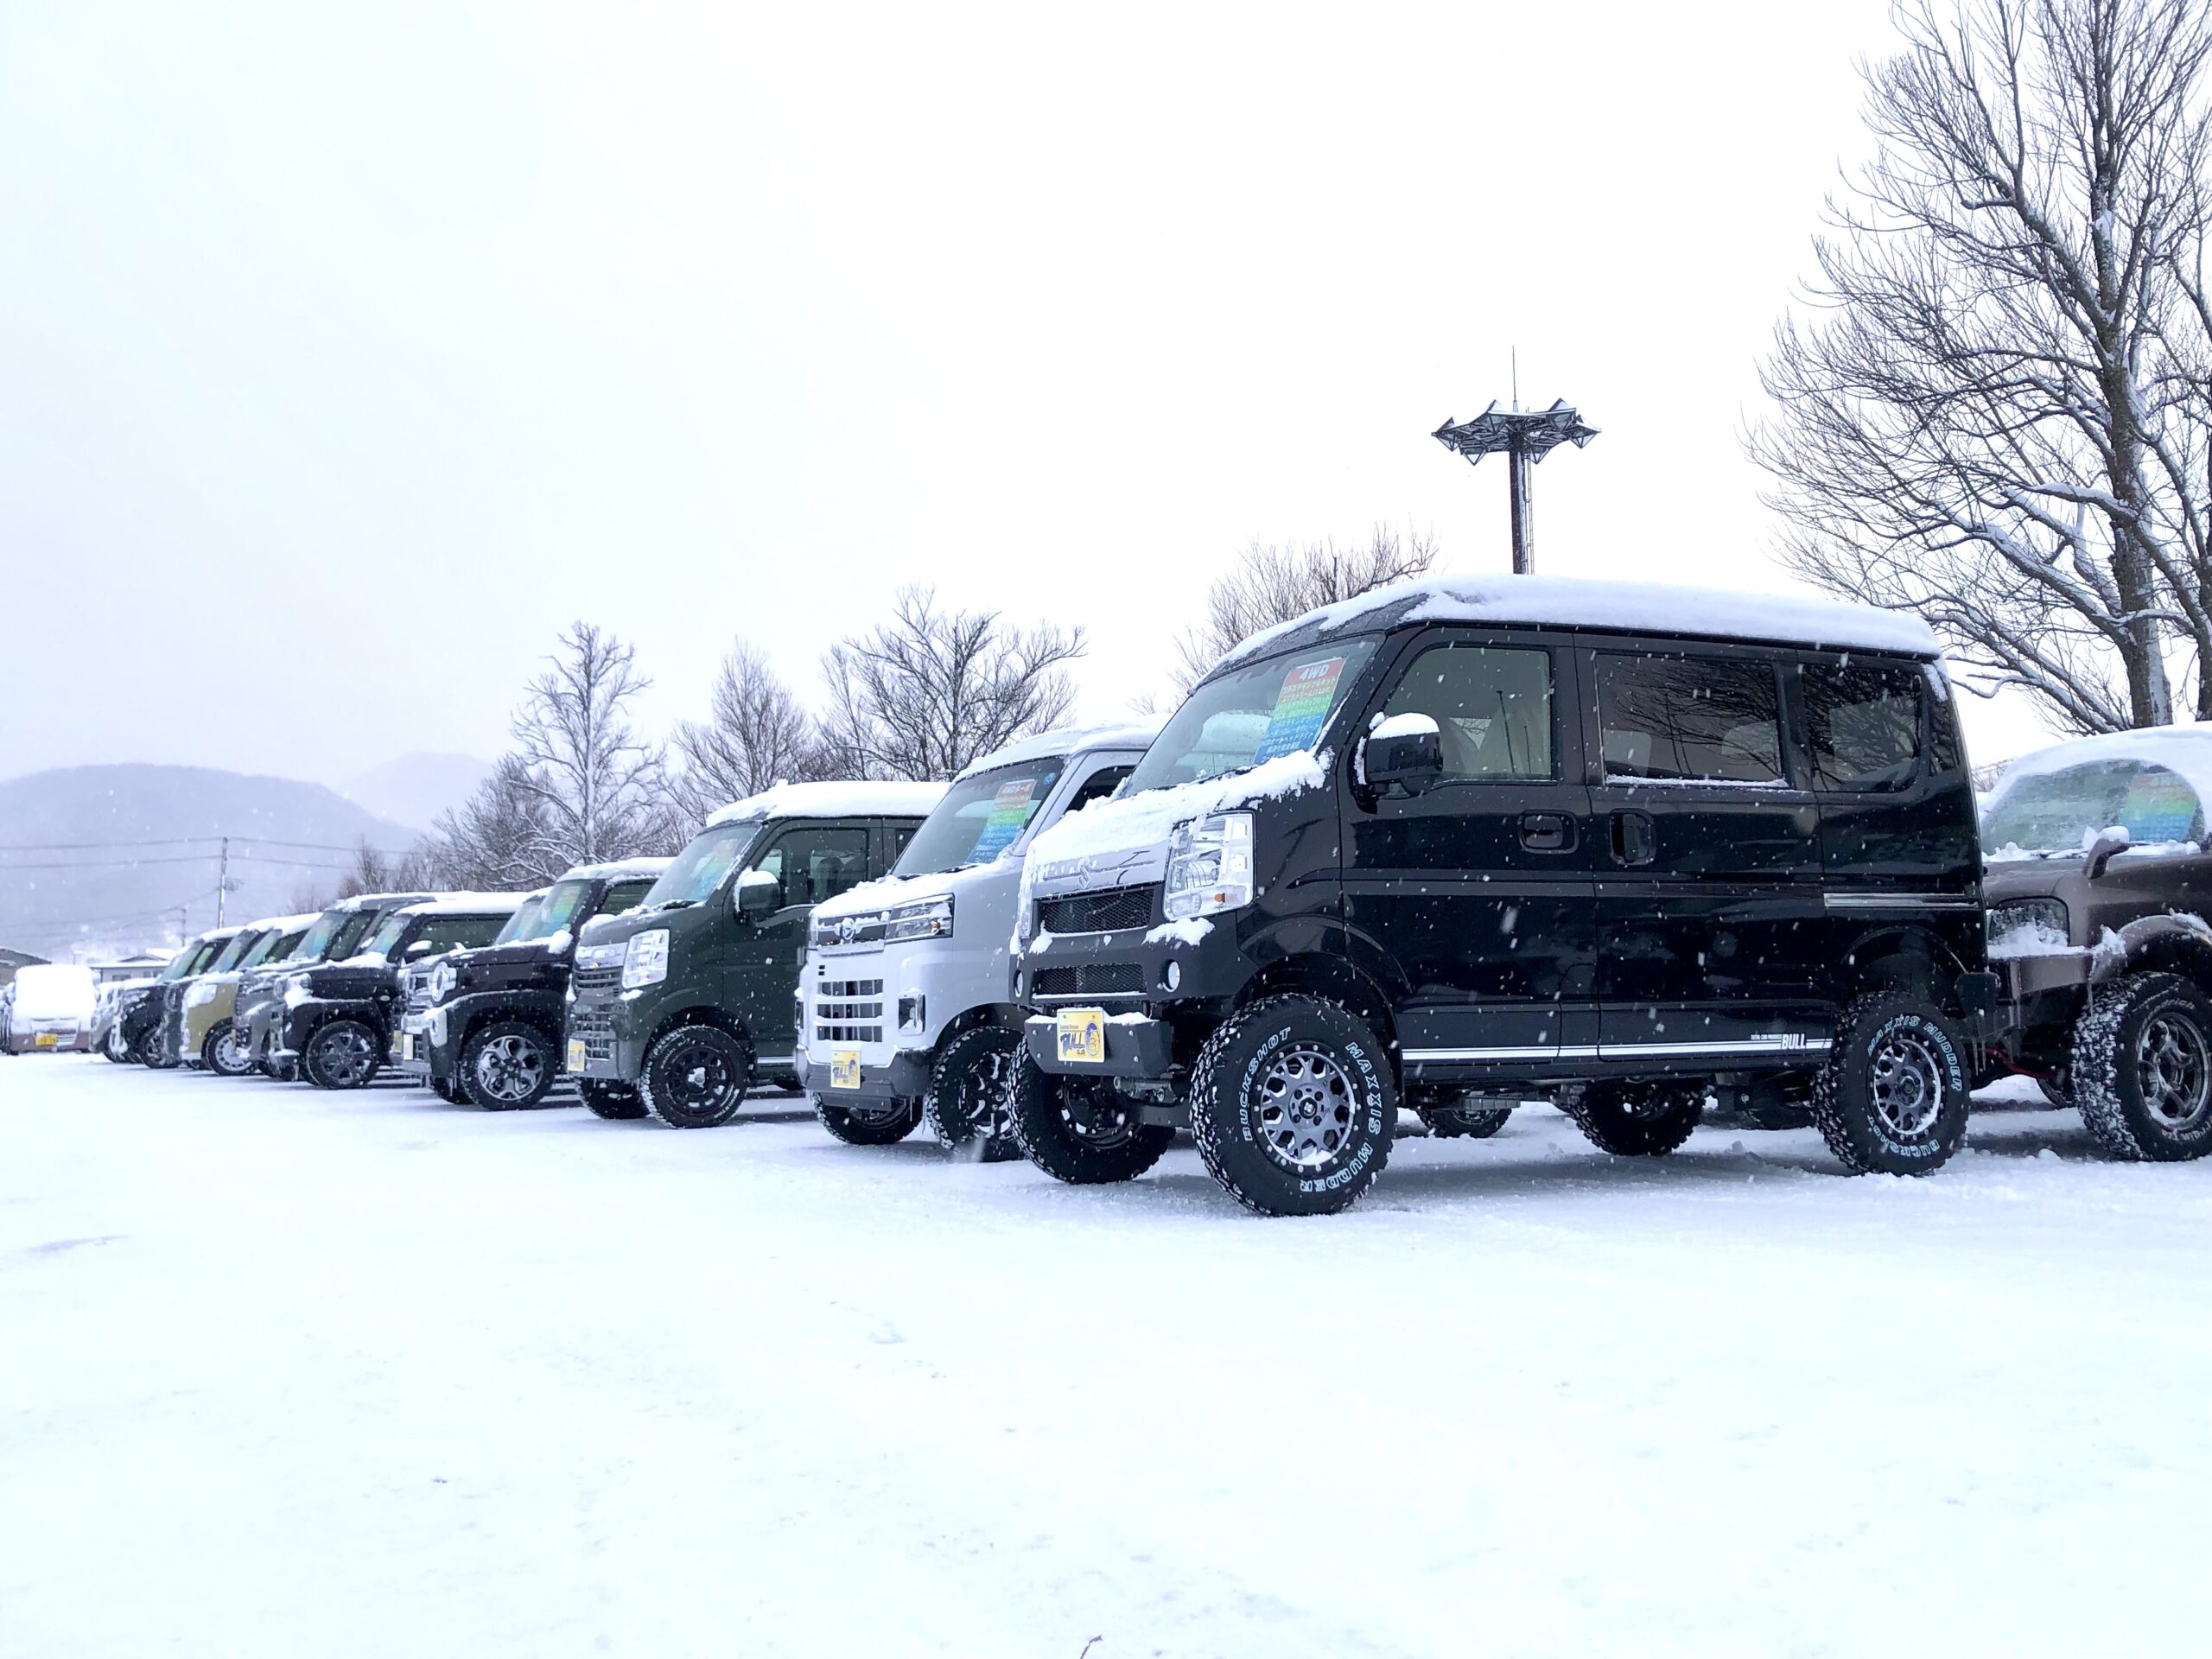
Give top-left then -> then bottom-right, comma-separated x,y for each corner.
953,719 -> 1164,782
1024,749 -> 1331,881
812,860 -> 979,922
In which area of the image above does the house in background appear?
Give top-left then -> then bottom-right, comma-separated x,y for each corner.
0,946 -> 50,992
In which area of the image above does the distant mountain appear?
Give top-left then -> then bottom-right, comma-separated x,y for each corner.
0,765 -> 424,961
341,752 -> 493,836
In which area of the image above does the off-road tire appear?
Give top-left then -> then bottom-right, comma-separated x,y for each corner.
139,1026 -> 180,1069
461,1020 -> 556,1111
202,1019 -> 256,1077
1567,1080 -> 1703,1156
923,1026 -> 1027,1161
1187,994 -> 1395,1217
1415,1096 -> 1514,1140
302,1018 -> 382,1090
1006,1055 -> 1174,1185
580,1079 -> 649,1120
1812,993 -> 1970,1175
639,1024 -> 753,1128
812,1093 -> 925,1145
2071,972 -> 2212,1162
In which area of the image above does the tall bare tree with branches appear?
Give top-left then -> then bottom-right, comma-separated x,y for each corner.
666,640 -> 830,824
422,757 -> 563,890
817,587 -> 1085,779
1171,526 -> 1439,692
1749,0 -> 2212,734
505,622 -> 675,871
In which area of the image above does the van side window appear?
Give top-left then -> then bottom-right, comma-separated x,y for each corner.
1378,644 -> 1554,781
599,880 -> 655,918
1065,764 -> 1135,813
1803,662 -> 1924,792
1598,654 -> 1783,785
756,826 -> 870,906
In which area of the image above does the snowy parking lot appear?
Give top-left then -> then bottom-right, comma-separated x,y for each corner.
5,1058 -> 2211,1657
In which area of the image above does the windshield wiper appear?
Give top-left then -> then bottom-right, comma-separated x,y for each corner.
655,898 -> 699,912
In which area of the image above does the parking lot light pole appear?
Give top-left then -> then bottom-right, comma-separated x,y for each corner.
1433,399 -> 1599,575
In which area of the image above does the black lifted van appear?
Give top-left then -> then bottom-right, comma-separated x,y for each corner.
1010,575 -> 1993,1216
410,857 -> 667,1110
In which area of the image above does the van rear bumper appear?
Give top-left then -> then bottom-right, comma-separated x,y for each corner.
1023,1012 -> 1175,1079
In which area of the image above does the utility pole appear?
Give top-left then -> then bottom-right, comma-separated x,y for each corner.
1432,398 -> 1599,575
214,836 -> 231,927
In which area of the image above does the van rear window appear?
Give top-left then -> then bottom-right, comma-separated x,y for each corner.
1803,662 -> 1924,792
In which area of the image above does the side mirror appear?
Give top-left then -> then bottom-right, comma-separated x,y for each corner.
404,940 -> 437,958
2086,827 -> 2132,880
736,868 -> 784,917
1364,713 -> 1445,795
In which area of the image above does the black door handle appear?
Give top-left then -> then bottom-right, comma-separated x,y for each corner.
1520,811 -> 1575,852
1611,810 -> 1656,868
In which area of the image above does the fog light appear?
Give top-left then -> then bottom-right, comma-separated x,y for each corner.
899,994 -> 926,1032
1163,960 -> 1181,992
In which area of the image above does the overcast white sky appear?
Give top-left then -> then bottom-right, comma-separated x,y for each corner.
0,0 -> 2060,788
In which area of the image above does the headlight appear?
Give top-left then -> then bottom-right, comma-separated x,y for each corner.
1164,811 -> 1255,921
286,972 -> 313,995
622,929 -> 671,989
1988,897 -> 2069,954
429,961 -> 456,1003
884,895 -> 953,942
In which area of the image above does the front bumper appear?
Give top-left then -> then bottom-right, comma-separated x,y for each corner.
1022,1011 -> 1177,1078
793,1048 -> 933,1103
566,993 -> 645,1082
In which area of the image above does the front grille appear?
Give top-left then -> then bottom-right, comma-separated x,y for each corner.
1039,885 -> 1156,936
1033,963 -> 1144,997
815,978 -> 884,1045
572,963 -> 622,997
569,1008 -> 616,1064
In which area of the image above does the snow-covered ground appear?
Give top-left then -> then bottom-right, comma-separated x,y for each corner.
5,1059 -> 2209,1658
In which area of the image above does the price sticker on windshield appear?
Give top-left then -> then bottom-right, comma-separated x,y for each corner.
1055,1007 -> 1107,1065
1254,657 -> 1348,762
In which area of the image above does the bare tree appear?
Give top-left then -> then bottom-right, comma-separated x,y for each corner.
507,622 -> 677,868
422,756 -> 563,889
1172,526 -> 1439,692
817,587 -> 1085,779
334,836 -> 439,900
1749,0 -> 2212,734
666,640 -> 830,824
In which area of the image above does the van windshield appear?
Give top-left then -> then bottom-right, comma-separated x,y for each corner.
493,894 -> 550,944
284,910 -> 347,963
1984,759 -> 2206,856
206,932 -> 258,973
641,823 -> 761,910
894,759 -> 1067,876
1122,640 -> 1380,796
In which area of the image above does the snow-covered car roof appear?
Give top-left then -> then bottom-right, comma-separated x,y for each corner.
193,925 -> 247,945
705,780 -> 949,827
388,892 -> 531,918
1987,725 -> 2212,801
557,855 -> 675,881
246,912 -> 323,933
10,963 -> 96,1019
953,719 -> 1165,782
1212,573 -> 1942,677
337,890 -> 435,912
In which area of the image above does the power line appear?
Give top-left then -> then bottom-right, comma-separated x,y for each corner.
0,834 -> 419,855
0,852 -> 360,872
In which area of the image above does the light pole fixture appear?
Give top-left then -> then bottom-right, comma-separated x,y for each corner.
1433,398 -> 1599,575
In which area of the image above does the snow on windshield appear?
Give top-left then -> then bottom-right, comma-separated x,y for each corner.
1984,728 -> 2212,856
1122,640 -> 1380,798
894,759 -> 1067,877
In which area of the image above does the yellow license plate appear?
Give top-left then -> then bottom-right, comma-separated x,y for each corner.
400,1033 -> 416,1061
33,1033 -> 59,1049
1055,1007 -> 1106,1065
830,1049 -> 861,1089
566,1038 -> 587,1072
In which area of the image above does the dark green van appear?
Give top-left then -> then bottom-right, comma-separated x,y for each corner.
565,782 -> 944,1127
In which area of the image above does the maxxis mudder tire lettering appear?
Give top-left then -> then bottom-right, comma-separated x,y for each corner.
461,1020 -> 556,1111
2071,971 -> 2212,1163
303,1019 -> 382,1090
639,1025 -> 753,1129
923,1026 -> 1027,1161
812,1093 -> 925,1146
1566,1081 -> 1703,1156
1187,994 -> 1395,1217
1811,992 -> 1970,1176
580,1080 -> 649,1121
1006,1055 -> 1174,1185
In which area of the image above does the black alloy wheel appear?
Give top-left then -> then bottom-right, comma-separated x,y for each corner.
303,1019 -> 382,1090
1567,1080 -> 1704,1156
1811,992 -> 1971,1176
923,1026 -> 1027,1161
462,1020 -> 556,1111
639,1025 -> 753,1128
580,1079 -> 649,1120
813,1094 -> 925,1145
1005,1057 -> 1175,1185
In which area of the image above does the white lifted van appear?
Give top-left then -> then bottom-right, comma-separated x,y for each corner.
798,721 -> 1160,1156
